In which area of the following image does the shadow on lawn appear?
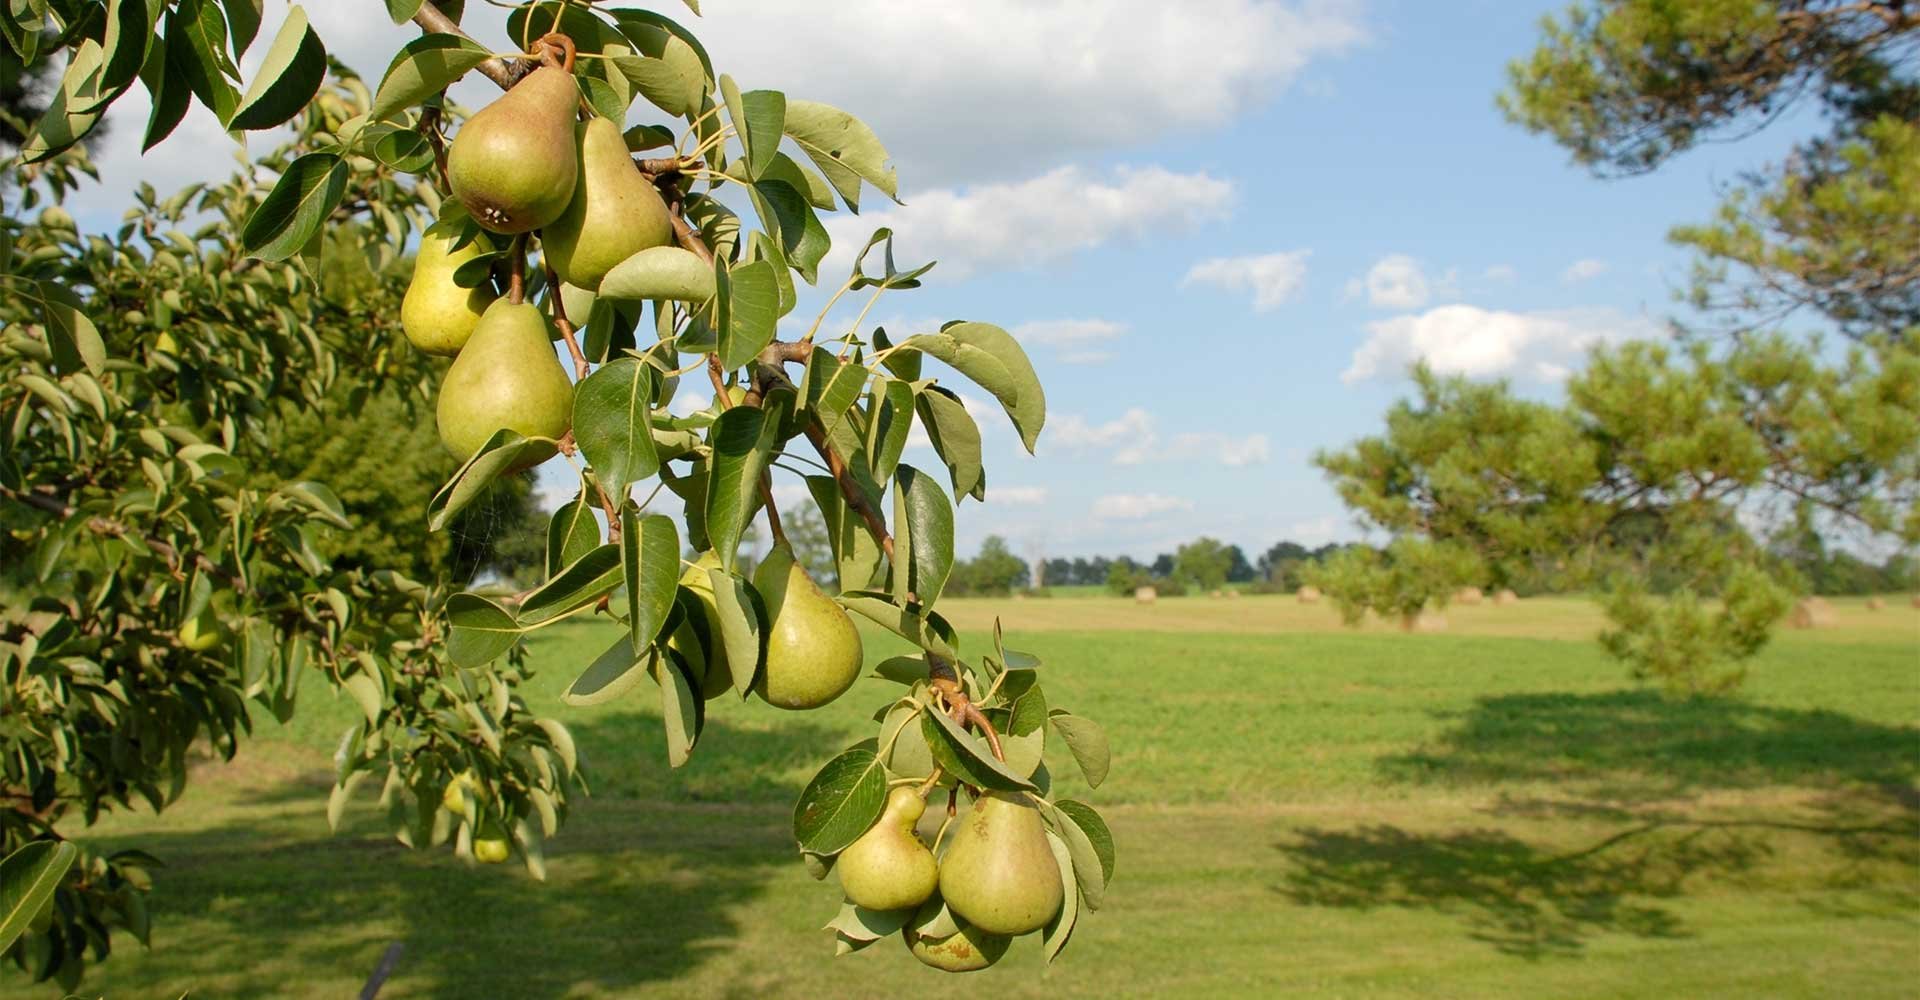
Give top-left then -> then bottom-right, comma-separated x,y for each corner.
1275,691 -> 1920,959
1376,689 -> 1920,797
86,710 -> 841,999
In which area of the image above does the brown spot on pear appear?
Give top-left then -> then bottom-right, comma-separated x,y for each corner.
542,116 -> 674,290
837,786 -> 939,911
936,791 -> 1062,935
902,918 -> 1010,972
447,65 -> 579,234
751,544 -> 862,710
435,300 -> 573,470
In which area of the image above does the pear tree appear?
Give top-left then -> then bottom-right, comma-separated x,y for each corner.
2,0 -> 1115,983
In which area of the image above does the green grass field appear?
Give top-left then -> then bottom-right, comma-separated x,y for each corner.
65,596 -> 1920,998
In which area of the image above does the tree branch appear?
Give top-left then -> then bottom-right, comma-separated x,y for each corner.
409,3 -> 532,90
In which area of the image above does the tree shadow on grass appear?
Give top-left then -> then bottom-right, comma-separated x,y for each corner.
1376,689 -> 1920,799
79,710 -> 846,999
1274,690 -> 1920,959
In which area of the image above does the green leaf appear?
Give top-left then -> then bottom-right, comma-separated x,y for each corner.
599,245 -> 718,302
573,358 -> 660,497
920,709 -> 1037,792
278,480 -> 351,529
606,50 -> 701,118
836,592 -> 959,659
806,474 -> 886,593
35,281 -> 105,377
370,33 -> 492,123
1000,671 -> 1048,736
426,430 -> 547,531
717,259 -> 779,369
707,567 -> 764,696
624,510 -> 680,653
173,0 -> 239,122
563,635 -> 650,706
0,840 -> 78,955
900,322 -> 1046,452
446,593 -> 522,668
894,465 -> 954,603
762,151 -> 836,210
824,901 -> 913,941
703,402 -> 778,571
140,36 -> 192,152
850,228 -> 935,291
659,647 -> 702,766
873,654 -> 931,686
242,152 -> 348,262
18,40 -> 107,163
792,741 -> 886,854
1049,711 -> 1110,789
1053,799 -> 1115,910
802,347 -> 870,443
783,99 -> 901,212
226,0 -> 264,58
341,670 -> 382,727
915,385 -> 984,501
227,5 -> 326,131
1041,830 -> 1079,964
721,75 -> 785,179
95,0 -> 154,107
866,378 -> 915,484
518,544 -> 623,626
748,180 -> 829,284
385,0 -> 425,22
546,496 -> 600,578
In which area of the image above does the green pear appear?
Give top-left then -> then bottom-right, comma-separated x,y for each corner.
441,769 -> 484,814
447,65 -> 579,234
177,606 -> 222,652
436,300 -> 573,467
472,822 -> 511,864
937,791 -> 1062,935
402,222 -> 497,355
542,116 -> 673,290
837,786 -> 939,911
669,552 -> 736,701
903,918 -> 1010,973
752,544 -> 862,710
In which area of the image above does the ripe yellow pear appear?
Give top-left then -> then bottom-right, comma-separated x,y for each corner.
751,544 -> 862,710
670,552 -> 736,701
177,606 -> 221,652
402,222 -> 496,355
441,770 -> 483,813
447,65 -> 579,234
472,823 -> 511,864
937,792 -> 1062,935
436,300 -> 573,468
903,918 -> 1010,973
542,116 -> 673,290
837,786 -> 938,911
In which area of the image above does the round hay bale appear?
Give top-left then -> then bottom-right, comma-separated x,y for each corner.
1297,585 -> 1321,604
1209,589 -> 1225,599
1454,586 -> 1484,606
1493,589 -> 1519,606
1865,597 -> 1885,611
1401,610 -> 1448,633
1134,585 -> 1158,604
1910,593 -> 1919,609
1788,597 -> 1837,629
1227,589 -> 1242,599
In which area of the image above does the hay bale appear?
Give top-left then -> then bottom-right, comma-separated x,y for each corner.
1227,590 -> 1242,599
1133,585 -> 1158,604
1209,589 -> 1225,599
1493,589 -> 1519,606
1400,611 -> 1448,633
1454,586 -> 1484,606
1297,586 -> 1321,604
1865,597 -> 1885,611
1788,597 -> 1837,629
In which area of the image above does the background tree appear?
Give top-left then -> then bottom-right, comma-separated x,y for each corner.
1173,537 -> 1232,591
950,535 -> 1031,596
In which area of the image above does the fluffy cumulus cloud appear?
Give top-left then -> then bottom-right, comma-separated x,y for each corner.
824,165 -> 1234,280
1343,305 -> 1659,383
1091,493 -> 1195,521
1562,258 -> 1609,283
1181,251 -> 1312,311
991,486 -> 1051,506
1048,409 -> 1268,467
1350,253 -> 1430,309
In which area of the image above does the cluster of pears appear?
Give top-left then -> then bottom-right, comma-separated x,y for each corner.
837,785 -> 1065,972
672,545 -> 865,710
403,53 -> 674,468
441,770 -> 511,864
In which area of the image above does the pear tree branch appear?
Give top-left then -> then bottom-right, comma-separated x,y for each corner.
408,3 -> 533,90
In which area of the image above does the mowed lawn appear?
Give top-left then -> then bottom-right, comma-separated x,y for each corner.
65,596 -> 1920,998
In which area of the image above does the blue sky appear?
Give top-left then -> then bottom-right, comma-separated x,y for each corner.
57,1 -> 1813,564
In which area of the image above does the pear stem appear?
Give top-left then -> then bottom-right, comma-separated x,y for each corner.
545,263 -> 591,381
507,234 -> 528,304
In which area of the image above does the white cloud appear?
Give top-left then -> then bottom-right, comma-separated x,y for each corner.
1483,264 -> 1518,282
1012,319 -> 1126,348
1092,493 -> 1195,521
1171,432 -> 1272,467
992,486 -> 1050,506
825,165 -> 1233,281
771,482 -> 812,508
1287,515 -> 1347,546
1343,305 -> 1658,384
1562,258 -> 1608,283
1354,253 -> 1430,309
668,391 -> 712,418
684,0 -> 1369,187
1058,350 -> 1115,365
1181,250 -> 1311,311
